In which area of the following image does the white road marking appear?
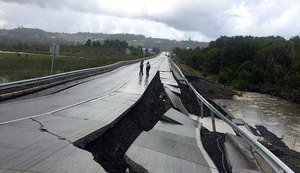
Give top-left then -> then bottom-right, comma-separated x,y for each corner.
0,76 -> 137,126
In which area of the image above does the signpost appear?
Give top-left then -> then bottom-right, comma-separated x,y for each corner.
125,48 -> 131,61
49,44 -> 60,75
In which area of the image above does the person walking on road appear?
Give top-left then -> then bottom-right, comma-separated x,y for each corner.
139,60 -> 144,76
146,61 -> 151,77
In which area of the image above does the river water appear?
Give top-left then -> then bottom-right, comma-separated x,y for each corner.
215,92 -> 300,152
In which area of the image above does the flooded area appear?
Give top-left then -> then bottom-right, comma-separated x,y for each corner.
215,92 -> 300,152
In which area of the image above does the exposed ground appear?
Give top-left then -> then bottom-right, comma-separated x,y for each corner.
82,71 -> 230,173
175,73 -> 230,173
180,68 -> 236,100
83,73 -> 172,172
180,67 -> 300,173
201,129 -> 230,173
256,125 -> 300,172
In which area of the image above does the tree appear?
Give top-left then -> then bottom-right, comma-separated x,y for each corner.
85,39 -> 92,47
204,48 -> 221,74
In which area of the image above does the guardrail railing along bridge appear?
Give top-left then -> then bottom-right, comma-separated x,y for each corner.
170,58 -> 294,173
0,56 -> 153,100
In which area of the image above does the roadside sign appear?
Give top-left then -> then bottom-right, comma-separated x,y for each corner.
50,44 -> 60,55
50,44 -> 60,75
125,48 -> 131,55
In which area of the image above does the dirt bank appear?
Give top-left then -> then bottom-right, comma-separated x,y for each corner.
83,73 -> 172,172
247,85 -> 300,104
181,70 -> 236,100
173,73 -> 230,172
256,125 -> 300,172
201,129 -> 230,173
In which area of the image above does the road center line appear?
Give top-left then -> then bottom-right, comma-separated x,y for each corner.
0,75 -> 137,126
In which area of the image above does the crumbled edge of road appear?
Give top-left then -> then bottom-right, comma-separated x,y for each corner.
174,72 -> 231,173
80,73 -> 172,172
78,70 -> 231,172
201,129 -> 230,173
180,68 -> 300,173
256,125 -> 300,172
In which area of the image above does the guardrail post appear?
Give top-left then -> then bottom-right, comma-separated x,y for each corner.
200,100 -> 204,119
211,111 -> 216,132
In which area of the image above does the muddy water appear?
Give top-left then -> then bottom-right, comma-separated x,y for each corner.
215,92 -> 300,152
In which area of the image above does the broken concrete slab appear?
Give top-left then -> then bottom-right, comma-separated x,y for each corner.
153,121 -> 198,140
239,125 -> 262,141
164,84 -> 181,94
199,117 -> 236,135
232,118 -> 245,125
0,119 -> 105,173
34,114 -> 108,147
224,133 -> 262,173
125,121 -> 218,173
0,56 -> 170,173
160,71 -> 178,87
170,63 -> 186,84
160,78 -> 178,87
162,108 -> 199,128
164,87 -> 189,116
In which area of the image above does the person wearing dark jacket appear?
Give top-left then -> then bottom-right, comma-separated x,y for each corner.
139,60 -> 144,76
146,61 -> 151,77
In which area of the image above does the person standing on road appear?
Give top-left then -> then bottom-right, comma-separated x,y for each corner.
146,61 -> 151,77
139,60 -> 144,76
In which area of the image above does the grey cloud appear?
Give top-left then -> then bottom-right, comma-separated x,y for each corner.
0,0 -> 299,41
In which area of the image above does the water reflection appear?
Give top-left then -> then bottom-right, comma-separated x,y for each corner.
139,75 -> 142,85
216,92 -> 300,152
144,76 -> 149,86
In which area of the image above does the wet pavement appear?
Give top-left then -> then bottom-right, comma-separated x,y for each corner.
0,54 -> 168,172
125,70 -> 218,173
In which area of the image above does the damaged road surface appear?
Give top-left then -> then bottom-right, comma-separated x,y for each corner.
0,54 -> 168,173
0,54 -> 295,173
83,73 -> 171,172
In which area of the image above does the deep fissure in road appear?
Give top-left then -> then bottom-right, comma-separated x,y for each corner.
77,71 -> 230,173
81,73 -> 172,172
175,73 -> 230,173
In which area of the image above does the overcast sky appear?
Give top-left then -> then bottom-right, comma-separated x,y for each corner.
0,0 -> 299,41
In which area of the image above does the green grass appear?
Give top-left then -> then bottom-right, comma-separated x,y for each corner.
176,62 -> 218,83
0,53 -> 129,82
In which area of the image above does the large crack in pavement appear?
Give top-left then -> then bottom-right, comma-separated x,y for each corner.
30,118 -> 72,144
80,73 -> 172,173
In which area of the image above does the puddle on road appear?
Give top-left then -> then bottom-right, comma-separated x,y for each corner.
216,92 -> 300,152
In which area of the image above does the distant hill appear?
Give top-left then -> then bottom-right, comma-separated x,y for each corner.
0,27 -> 208,50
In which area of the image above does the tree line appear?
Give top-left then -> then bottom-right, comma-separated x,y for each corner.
173,36 -> 300,102
0,39 -> 145,59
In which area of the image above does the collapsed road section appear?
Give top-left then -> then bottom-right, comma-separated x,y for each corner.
82,73 -> 172,172
0,55 -> 295,173
81,57 -> 294,173
81,69 -> 229,172
0,55 -> 167,173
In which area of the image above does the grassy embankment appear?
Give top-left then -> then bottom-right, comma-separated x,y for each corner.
0,52 -> 130,82
174,60 -> 237,100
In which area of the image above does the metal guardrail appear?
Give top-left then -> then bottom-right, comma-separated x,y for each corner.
169,58 -> 294,173
0,56 -> 153,91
